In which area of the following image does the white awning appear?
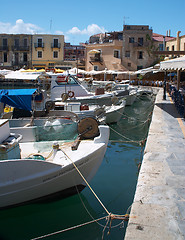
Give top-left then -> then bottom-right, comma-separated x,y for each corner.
160,55 -> 185,71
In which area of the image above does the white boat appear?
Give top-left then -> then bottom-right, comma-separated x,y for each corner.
47,73 -> 126,106
0,118 -> 109,209
54,100 -> 126,124
8,111 -> 79,142
79,78 -> 138,106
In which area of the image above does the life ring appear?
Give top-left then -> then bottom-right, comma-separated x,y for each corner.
45,100 -> 55,111
68,91 -> 75,98
105,82 -> 113,91
61,93 -> 69,102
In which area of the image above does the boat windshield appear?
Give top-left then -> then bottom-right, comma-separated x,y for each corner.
56,75 -> 77,85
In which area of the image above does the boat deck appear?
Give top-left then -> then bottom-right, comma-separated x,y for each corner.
125,88 -> 185,240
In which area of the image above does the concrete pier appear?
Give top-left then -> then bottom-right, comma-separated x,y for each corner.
125,88 -> 185,240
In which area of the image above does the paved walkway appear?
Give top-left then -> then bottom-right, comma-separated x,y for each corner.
125,88 -> 185,240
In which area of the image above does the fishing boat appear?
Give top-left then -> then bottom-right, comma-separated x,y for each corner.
0,87 -> 125,124
0,117 -> 109,209
81,79 -> 138,106
54,99 -> 126,124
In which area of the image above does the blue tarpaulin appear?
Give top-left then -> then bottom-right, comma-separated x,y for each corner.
0,89 -> 37,111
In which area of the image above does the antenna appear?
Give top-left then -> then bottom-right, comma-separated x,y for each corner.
50,19 -> 52,32
123,16 -> 129,25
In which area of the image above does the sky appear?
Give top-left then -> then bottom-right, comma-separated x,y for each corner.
0,0 -> 185,45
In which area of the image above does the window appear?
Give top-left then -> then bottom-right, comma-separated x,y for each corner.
37,38 -> 43,47
125,51 -> 130,57
15,53 -> 19,64
159,44 -> 163,51
38,51 -> 42,58
114,50 -> 120,58
128,63 -> 131,67
137,65 -> 143,70
23,38 -> 28,47
3,38 -> 7,46
94,65 -> 98,71
129,37 -> 134,43
53,39 -> 58,48
14,39 -> 19,46
53,51 -> 58,58
138,51 -> 143,59
4,53 -> 7,62
23,53 -> 27,62
138,38 -> 143,46
56,75 -> 77,85
172,45 -> 175,51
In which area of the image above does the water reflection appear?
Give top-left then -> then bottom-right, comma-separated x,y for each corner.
0,96 -> 155,240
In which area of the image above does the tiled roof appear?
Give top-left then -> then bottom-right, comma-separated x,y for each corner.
152,33 -> 176,42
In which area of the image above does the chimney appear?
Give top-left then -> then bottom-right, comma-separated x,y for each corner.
163,36 -> 166,51
169,30 -> 171,36
177,31 -> 181,51
166,30 -> 168,36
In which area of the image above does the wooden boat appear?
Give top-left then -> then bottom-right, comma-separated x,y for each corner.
0,118 -> 109,209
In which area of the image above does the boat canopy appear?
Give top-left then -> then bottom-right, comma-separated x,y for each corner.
0,89 -> 37,111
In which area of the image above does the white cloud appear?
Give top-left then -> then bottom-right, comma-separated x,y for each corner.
67,24 -> 106,36
0,19 -> 43,34
68,27 -> 81,35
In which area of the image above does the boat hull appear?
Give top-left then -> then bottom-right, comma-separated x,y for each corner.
0,144 -> 106,208
0,125 -> 109,209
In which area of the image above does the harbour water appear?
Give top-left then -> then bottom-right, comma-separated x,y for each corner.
0,94 -> 155,240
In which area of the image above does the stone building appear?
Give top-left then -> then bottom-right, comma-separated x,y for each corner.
85,25 -> 164,72
0,34 -> 32,69
64,43 -> 85,70
165,32 -> 185,56
86,31 -> 126,71
122,25 -> 158,71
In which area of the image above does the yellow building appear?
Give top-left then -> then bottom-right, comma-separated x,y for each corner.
166,32 -> 185,56
32,34 -> 64,69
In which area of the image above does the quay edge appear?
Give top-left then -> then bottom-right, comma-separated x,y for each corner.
124,88 -> 185,240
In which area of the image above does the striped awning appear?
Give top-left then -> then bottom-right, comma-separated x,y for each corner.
160,55 -> 185,71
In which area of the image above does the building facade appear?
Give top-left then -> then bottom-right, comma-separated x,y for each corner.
86,31 -> 126,71
165,32 -> 185,55
64,43 -> 85,70
32,34 -> 64,69
122,25 -> 158,71
0,34 -> 32,69
86,26 -> 165,72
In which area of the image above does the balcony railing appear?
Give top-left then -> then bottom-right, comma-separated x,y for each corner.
89,56 -> 103,62
0,46 -> 9,51
34,43 -> 45,48
12,61 -> 29,66
131,42 -> 149,47
11,46 -> 30,51
51,43 -> 61,48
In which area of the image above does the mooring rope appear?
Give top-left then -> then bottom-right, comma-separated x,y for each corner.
31,216 -> 108,240
31,141 -> 130,240
59,147 -> 110,215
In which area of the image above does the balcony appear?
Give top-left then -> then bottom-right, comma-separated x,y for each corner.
89,56 -> 103,62
131,42 -> 149,48
0,46 -> 9,51
51,43 -> 61,49
11,46 -> 30,51
12,61 -> 29,67
34,43 -> 45,48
